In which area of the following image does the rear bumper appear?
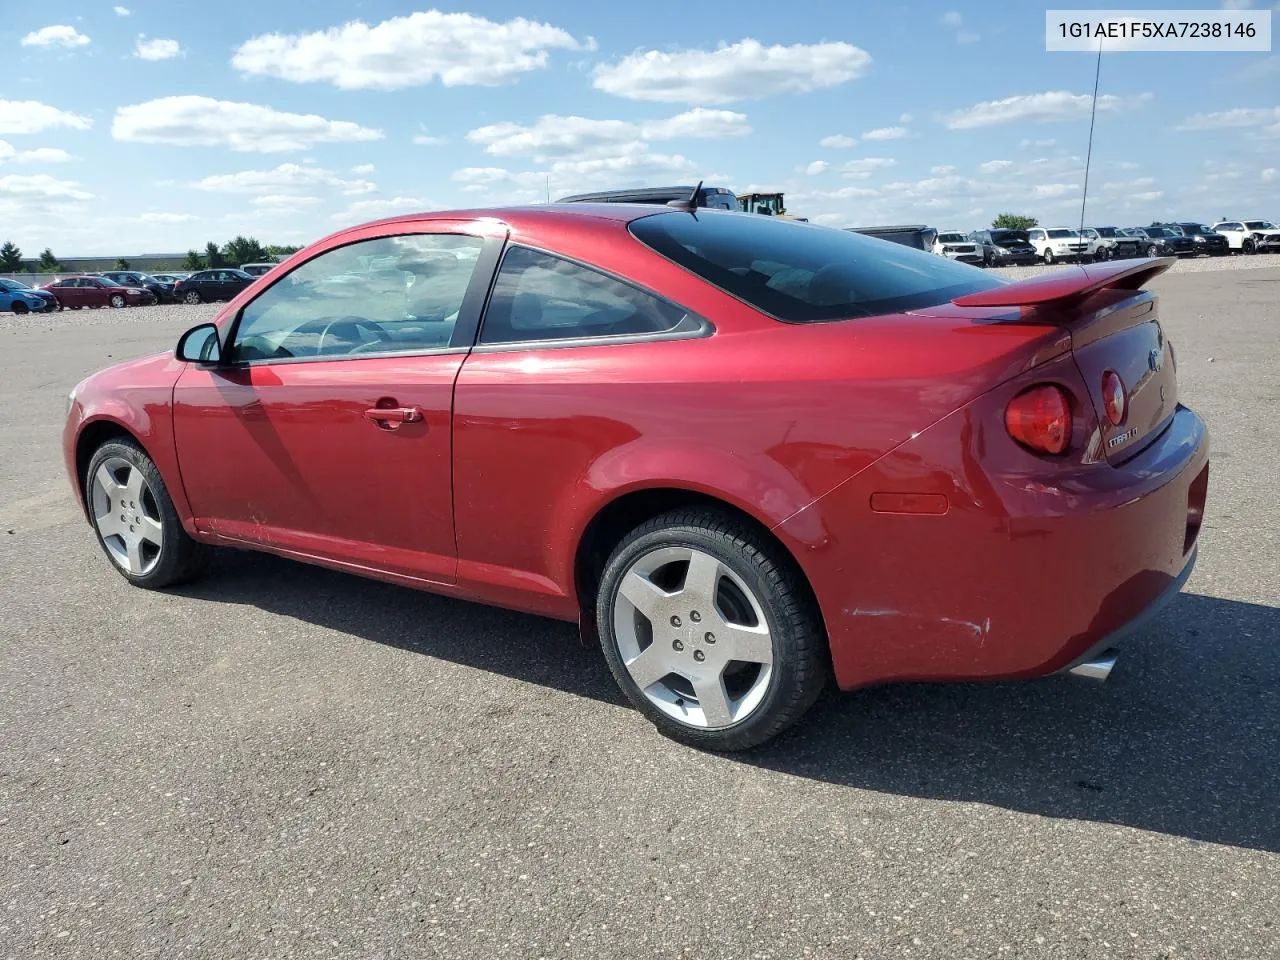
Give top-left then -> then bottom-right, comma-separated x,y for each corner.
776,367 -> 1210,690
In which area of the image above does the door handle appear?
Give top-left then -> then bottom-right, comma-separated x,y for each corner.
364,405 -> 424,425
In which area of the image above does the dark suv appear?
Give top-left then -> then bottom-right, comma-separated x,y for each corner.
98,270 -> 178,303
1152,222 -> 1229,256
1122,227 -> 1196,257
968,229 -> 1039,266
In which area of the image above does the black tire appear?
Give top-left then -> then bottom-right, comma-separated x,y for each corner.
184,290 -> 201,305
1042,249 -> 1055,265
109,294 -> 126,308
85,439 -> 207,589
1243,239 -> 1256,255
1146,245 -> 1158,258
596,508 -> 829,751
12,301 -> 28,315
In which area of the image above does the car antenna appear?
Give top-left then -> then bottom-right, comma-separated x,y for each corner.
1077,35 -> 1103,239
666,180 -> 703,213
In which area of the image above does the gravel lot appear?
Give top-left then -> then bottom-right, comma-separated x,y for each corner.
1,260 -> 1277,959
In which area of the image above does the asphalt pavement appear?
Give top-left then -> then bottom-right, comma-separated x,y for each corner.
1,263 -> 1277,959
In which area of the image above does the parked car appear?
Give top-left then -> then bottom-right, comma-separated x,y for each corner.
151,273 -> 189,284
848,224 -> 937,251
239,262 -> 279,277
1026,227 -> 1092,263
558,185 -> 739,211
0,276 -> 58,313
63,206 -> 1207,750
1210,220 -> 1280,254
99,270 -> 177,303
41,275 -> 156,309
172,268 -> 256,304
931,231 -> 983,265
1123,227 -> 1196,258
1151,223 -> 1229,257
969,229 -> 1039,266
1080,227 -> 1144,261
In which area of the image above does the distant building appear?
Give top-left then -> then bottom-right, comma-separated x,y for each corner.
15,253 -> 189,274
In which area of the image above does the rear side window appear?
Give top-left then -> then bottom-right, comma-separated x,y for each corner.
479,246 -> 697,345
629,211 -> 998,323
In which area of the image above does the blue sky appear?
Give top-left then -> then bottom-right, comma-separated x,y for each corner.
1,0 -> 1276,255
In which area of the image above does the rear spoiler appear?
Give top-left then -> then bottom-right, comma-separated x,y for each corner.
951,257 -> 1176,308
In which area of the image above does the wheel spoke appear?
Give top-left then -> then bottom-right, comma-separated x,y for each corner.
122,466 -> 145,504
617,570 -> 669,620
625,644 -> 675,690
125,538 -> 144,574
95,512 -> 122,538
682,550 -> 721,605
693,674 -> 734,727
716,621 -> 773,665
138,516 -> 164,546
95,463 -> 124,501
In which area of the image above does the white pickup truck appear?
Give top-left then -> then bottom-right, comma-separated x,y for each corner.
1211,220 -> 1280,254
1026,227 -> 1093,263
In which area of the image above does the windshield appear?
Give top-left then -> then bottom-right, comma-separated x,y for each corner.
98,277 -> 125,287
990,230 -> 1029,244
630,210 -> 999,323
0,278 -> 29,290
1145,228 -> 1170,238
1047,229 -> 1075,239
1094,227 -> 1117,238
1245,221 -> 1275,230
937,233 -> 968,243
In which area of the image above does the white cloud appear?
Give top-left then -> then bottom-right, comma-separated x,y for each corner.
252,194 -> 324,206
899,113 -> 914,124
841,157 -> 896,179
21,25 -> 90,49
862,126 -> 908,141
452,167 -> 513,185
1020,137 -> 1057,148
139,212 -> 197,223
978,160 -> 1014,173
1175,106 -> 1280,131
1130,190 -> 1164,201
804,160 -> 829,175
593,39 -> 872,104
940,12 -> 979,43
190,162 -> 374,195
941,11 -> 964,27
820,134 -> 857,149
466,108 -> 750,160
135,37 -> 181,60
350,163 -> 375,175
0,100 -> 92,135
944,91 -> 1151,128
232,11 -> 584,90
0,141 -> 73,164
1033,183 -> 1079,199
113,96 -> 383,153
0,173 -> 92,200
1262,167 -> 1277,182
332,196 -> 429,221
413,133 -> 445,146
1220,0 -> 1252,8
957,31 -> 980,44
931,164 -> 956,174
114,5 -> 130,15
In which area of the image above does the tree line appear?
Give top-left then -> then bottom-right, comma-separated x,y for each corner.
0,236 -> 303,273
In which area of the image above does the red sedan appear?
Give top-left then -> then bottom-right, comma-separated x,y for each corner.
62,207 -> 1208,750
42,275 -> 157,309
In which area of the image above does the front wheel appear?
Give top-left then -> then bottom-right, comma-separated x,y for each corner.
596,509 -> 829,751
12,301 -> 28,315
1042,249 -> 1055,264
183,290 -> 201,304
1243,239 -> 1256,255
85,439 -> 207,588
109,294 -> 126,308
1146,245 -> 1158,258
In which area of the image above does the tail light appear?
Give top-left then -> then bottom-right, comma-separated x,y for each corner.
1005,384 -> 1072,455
1101,370 -> 1127,425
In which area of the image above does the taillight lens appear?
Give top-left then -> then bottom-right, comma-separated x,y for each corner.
1005,385 -> 1072,455
1101,370 -> 1126,425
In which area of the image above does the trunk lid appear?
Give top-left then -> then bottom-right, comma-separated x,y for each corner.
950,258 -> 1178,462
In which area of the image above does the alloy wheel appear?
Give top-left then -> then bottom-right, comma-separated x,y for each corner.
611,545 -> 774,730
184,290 -> 200,304
110,294 -> 126,308
90,457 -> 164,576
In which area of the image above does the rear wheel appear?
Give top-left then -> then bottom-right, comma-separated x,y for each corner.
1042,249 -> 1055,265
85,439 -> 207,588
1146,245 -> 1158,258
184,290 -> 201,304
109,294 -> 126,308
596,509 -> 828,751
1243,239 -> 1256,255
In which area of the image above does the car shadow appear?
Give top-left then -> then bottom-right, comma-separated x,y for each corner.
175,553 -> 1280,854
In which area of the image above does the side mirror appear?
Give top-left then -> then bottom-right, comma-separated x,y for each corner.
176,323 -> 222,365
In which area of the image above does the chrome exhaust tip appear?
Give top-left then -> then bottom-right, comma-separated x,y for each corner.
1067,649 -> 1118,682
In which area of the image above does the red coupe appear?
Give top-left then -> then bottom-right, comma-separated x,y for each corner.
63,207 -> 1208,750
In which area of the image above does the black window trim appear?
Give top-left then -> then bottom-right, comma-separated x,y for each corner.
470,241 -> 713,353
217,226 -> 506,368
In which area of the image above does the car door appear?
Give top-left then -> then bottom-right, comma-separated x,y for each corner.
171,222 -> 503,583
86,278 -> 112,307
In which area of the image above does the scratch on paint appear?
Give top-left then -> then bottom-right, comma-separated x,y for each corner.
846,608 -> 991,645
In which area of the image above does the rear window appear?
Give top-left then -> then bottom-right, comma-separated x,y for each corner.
629,211 -> 998,323
1245,221 -> 1274,230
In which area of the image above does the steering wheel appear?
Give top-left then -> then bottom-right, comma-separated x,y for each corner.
315,316 -> 388,355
